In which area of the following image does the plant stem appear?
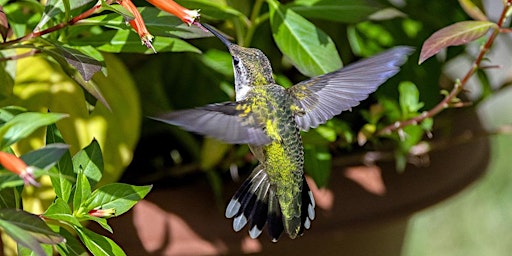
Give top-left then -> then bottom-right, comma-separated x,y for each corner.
243,0 -> 266,46
377,0 -> 512,135
0,1 -> 102,47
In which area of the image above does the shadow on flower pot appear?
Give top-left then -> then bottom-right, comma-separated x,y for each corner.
92,107 -> 489,255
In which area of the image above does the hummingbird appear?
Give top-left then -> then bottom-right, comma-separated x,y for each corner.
154,23 -> 413,241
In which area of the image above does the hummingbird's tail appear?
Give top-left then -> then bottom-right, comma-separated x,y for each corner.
225,165 -> 315,241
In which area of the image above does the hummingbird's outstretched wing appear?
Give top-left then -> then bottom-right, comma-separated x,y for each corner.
153,102 -> 271,145
288,46 -> 414,131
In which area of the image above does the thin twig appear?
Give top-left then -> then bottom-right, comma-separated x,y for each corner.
0,1 -> 102,47
377,0 -> 512,135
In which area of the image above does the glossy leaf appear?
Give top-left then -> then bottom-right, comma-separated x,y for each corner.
46,124 -> 75,203
20,143 -> 69,170
0,106 -> 25,123
0,209 -> 65,244
75,227 -> 126,256
51,43 -> 103,81
288,0 -> 383,23
73,170 -> 92,215
268,0 -> 342,77
73,73 -> 111,111
0,112 -> 67,149
72,139 -> 103,188
36,0 -> 93,31
82,183 -> 152,217
82,214 -> 112,233
44,198 -> 82,227
69,29 -> 201,54
34,38 -> 110,108
419,21 -> 497,64
458,0 -> 487,21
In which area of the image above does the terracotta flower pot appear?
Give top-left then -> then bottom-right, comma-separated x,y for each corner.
93,108 -> 489,255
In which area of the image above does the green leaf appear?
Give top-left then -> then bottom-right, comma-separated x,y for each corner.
0,49 -> 16,99
73,170 -> 92,215
268,0 -> 342,77
419,21 -> 497,64
398,81 -> 423,116
0,112 -> 67,149
36,0 -> 93,31
82,183 -> 152,217
304,144 -> 331,187
18,243 -> 53,256
458,0 -> 487,21
1,1 -> 43,38
199,49 -> 233,77
72,139 -> 103,188
99,0 -> 134,21
0,106 -> 26,123
69,29 -> 201,54
31,38 -> 110,109
44,198 -> 82,227
83,214 -> 113,233
75,227 -> 126,256
315,125 -> 337,142
46,124 -> 75,203
395,125 -> 424,172
347,21 -> 395,57
0,209 -> 65,244
0,219 -> 45,256
0,188 -> 21,209
45,40 -> 104,81
288,0 -> 383,23
20,143 -> 69,170
0,172 -> 24,189
54,226 -> 88,256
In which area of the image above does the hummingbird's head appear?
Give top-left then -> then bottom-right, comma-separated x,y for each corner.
228,45 -> 275,100
202,23 -> 275,101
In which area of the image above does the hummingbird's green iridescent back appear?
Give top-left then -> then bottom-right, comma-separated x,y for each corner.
154,23 -> 413,241
243,84 -> 306,238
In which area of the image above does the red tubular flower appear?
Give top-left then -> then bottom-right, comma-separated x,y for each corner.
146,0 -> 200,25
0,152 -> 39,187
88,208 -> 116,218
117,0 -> 156,52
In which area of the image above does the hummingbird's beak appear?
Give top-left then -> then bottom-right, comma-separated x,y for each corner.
201,23 -> 233,48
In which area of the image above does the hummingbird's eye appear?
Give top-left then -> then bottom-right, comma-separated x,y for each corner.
232,57 -> 240,65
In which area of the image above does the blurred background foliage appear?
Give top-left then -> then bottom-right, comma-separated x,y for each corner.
119,0 -> 470,187
2,0 -> 512,254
